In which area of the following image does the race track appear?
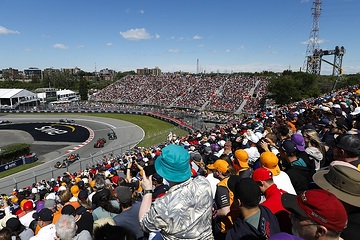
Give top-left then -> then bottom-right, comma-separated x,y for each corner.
0,114 -> 145,194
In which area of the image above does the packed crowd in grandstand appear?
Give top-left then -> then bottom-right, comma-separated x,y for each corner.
1,76 -> 360,239
88,74 -> 269,113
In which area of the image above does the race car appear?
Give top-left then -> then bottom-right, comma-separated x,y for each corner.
54,160 -> 68,168
0,120 -> 11,124
65,153 -> 80,163
59,119 -> 75,123
108,131 -> 117,140
94,138 -> 106,148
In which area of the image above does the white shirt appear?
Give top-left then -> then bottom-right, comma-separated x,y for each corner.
244,146 -> 260,164
20,210 -> 36,228
273,171 -> 297,195
205,173 -> 220,199
29,223 -> 56,240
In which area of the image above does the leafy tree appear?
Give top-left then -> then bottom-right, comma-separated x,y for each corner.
267,72 -> 321,105
78,77 -> 89,100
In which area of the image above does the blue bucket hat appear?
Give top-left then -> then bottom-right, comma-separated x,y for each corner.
155,144 -> 191,183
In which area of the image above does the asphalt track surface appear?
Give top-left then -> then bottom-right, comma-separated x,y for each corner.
0,114 -> 145,194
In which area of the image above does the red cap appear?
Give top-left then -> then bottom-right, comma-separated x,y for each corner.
282,189 -> 347,232
252,167 -> 273,181
23,200 -> 33,211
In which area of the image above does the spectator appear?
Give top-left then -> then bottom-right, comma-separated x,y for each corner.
313,164 -> 360,239
0,227 -> 11,240
226,178 -> 280,239
6,217 -> 34,240
291,133 -> 313,170
43,199 -> 62,224
61,205 -> 93,236
19,201 -> 35,228
139,144 -> 214,239
243,133 -> 260,165
280,140 -> 312,194
55,215 -> 91,240
151,174 -> 169,201
91,188 -> 120,221
252,167 -> 291,234
233,149 -> 252,178
113,186 -> 145,240
30,208 -> 56,240
259,152 -> 296,195
207,159 -> 238,237
333,133 -> 360,167
281,189 -> 347,240
303,129 -> 325,171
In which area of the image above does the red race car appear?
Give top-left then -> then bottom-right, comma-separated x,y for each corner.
94,138 -> 106,148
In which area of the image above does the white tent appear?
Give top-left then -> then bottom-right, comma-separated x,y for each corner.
0,88 -> 38,109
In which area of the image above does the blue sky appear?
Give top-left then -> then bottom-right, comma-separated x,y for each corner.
0,0 -> 359,75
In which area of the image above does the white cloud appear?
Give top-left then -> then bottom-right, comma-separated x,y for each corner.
155,34 -> 160,39
198,44 -> 204,48
0,26 -> 20,35
139,9 -> 144,14
106,42 -> 113,46
226,49 -> 231,53
77,45 -> 85,48
24,48 -> 32,52
168,49 -> 180,53
192,35 -> 203,40
53,43 -> 68,49
120,28 -> 151,41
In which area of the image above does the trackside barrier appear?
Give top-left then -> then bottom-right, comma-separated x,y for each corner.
0,110 -> 194,194
4,140 -> 139,194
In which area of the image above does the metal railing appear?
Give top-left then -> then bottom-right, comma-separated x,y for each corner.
2,139 -> 140,194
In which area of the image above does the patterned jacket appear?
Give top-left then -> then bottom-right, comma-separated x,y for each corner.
140,176 -> 214,240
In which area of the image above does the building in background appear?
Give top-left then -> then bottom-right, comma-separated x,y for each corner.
137,67 -> 161,76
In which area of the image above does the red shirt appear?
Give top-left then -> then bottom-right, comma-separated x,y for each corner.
261,184 -> 292,234
261,184 -> 288,214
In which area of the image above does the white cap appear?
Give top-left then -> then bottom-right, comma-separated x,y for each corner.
218,140 -> 226,147
247,134 -> 259,144
350,107 -> 360,116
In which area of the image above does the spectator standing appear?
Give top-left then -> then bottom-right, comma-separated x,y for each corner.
91,188 -> 120,221
225,178 -> 280,239
252,167 -> 291,234
61,205 -> 93,236
303,129 -> 325,171
313,164 -> 360,239
281,189 -> 347,240
280,140 -> 312,194
55,215 -> 91,240
6,217 -> 34,240
113,186 -> 145,240
139,144 -> 214,240
29,208 -> 56,240
332,134 -> 360,168
19,201 -> 35,228
243,133 -> 260,166
233,149 -> 252,178
151,174 -> 169,201
259,152 -> 296,195
207,159 -> 238,237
